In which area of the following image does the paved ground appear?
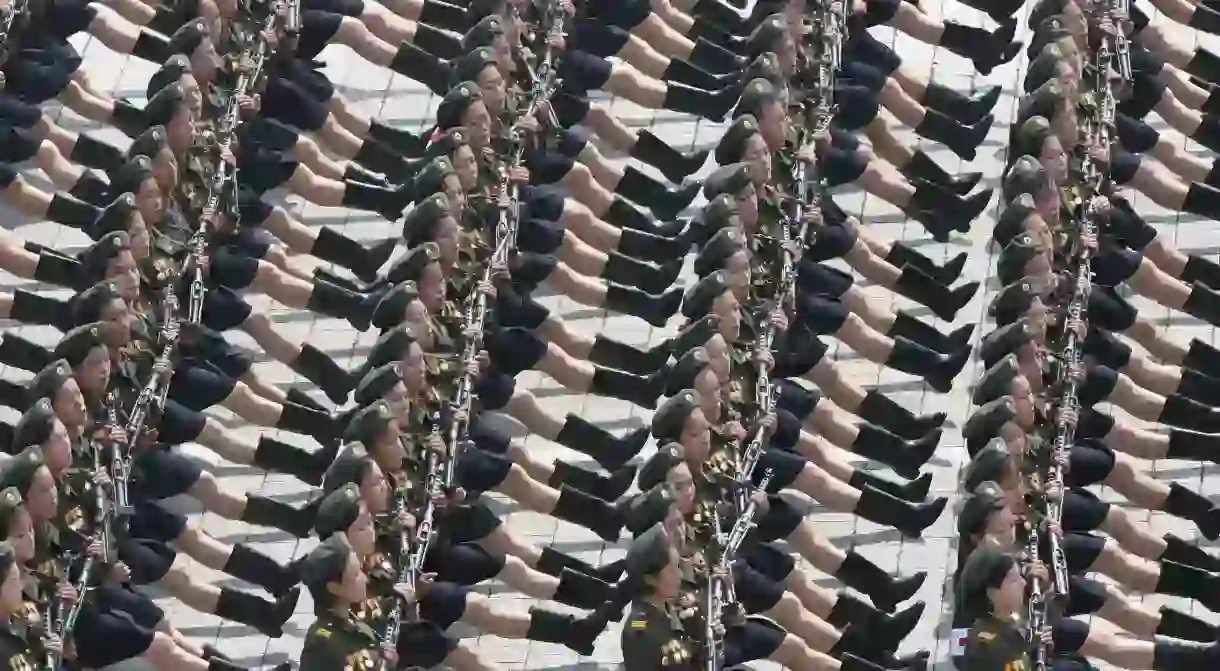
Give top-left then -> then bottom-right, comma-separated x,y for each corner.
4,3 -> 1220,669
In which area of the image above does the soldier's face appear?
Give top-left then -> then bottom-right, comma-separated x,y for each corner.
25,467 -> 57,525
452,145 -> 479,193
333,552 -> 368,604
725,251 -> 751,299
385,381 -> 410,419
6,508 -> 33,563
653,546 -> 682,599
1039,136 -> 1068,185
52,380 -> 87,431
1052,102 -> 1078,147
713,291 -> 741,342
127,214 -> 151,263
360,463 -> 392,516
1063,1 -> 1087,38
0,563 -> 20,616
178,74 -> 202,118
419,263 -> 447,313
153,149 -> 180,193
189,41 -> 221,84
706,336 -> 730,384
735,185 -> 759,231
988,565 -> 1026,615
101,299 -> 133,348
1011,376 -> 1036,426
1034,184 -> 1059,224
434,215 -> 460,267
400,343 -> 427,392
477,66 -> 506,117
346,504 -> 377,558
742,134 -> 772,186
78,347 -> 112,397
42,420 -> 71,475
984,503 -> 1017,547
136,178 -> 164,225
680,409 -> 712,461
168,107 -> 195,154
463,102 -> 493,150
694,368 -> 720,416
668,462 -> 696,514
760,103 -> 787,151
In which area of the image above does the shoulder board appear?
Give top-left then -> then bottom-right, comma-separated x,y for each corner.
629,619 -> 648,630
315,627 -> 331,639
977,631 -> 996,642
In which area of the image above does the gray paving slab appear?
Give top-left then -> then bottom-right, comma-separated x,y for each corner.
5,3 -> 1218,669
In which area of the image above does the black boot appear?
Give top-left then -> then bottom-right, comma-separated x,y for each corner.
537,546 -> 625,583
900,151 -> 982,195
1152,638 -> 1216,670
291,343 -> 354,405
68,133 -> 124,173
525,607 -> 607,655
1155,560 -> 1220,611
854,485 -> 946,538
835,550 -> 925,612
662,57 -> 727,90
603,197 -> 664,234
1161,533 -> 1220,573
616,226 -> 690,264
33,251 -> 82,290
893,266 -> 978,321
253,436 -> 325,486
1157,606 -> 1219,642
615,166 -> 700,219
312,227 -> 394,283
1175,368 -> 1220,409
850,424 -> 940,480
131,29 -> 171,63
1164,483 -> 1220,540
1185,282 -> 1220,328
921,83 -> 1000,124
604,284 -> 682,328
908,181 -> 992,238
661,82 -> 735,122
342,180 -> 410,221
938,20 -> 1019,75
1188,47 -> 1220,83
223,544 -> 298,597
306,280 -> 373,331
287,387 -> 329,413
885,243 -> 967,286
689,36 -> 745,72
849,468 -> 933,503
1181,255 -> 1220,290
555,415 -> 649,471
1184,339 -> 1220,378
418,0 -> 467,29
589,366 -> 663,408
827,592 -> 924,651
548,461 -> 637,501
1167,429 -> 1220,464
276,403 -> 338,444
589,335 -> 670,375
552,486 -> 624,541
888,311 -> 973,355
553,568 -> 617,609
1159,393 -> 1220,433
0,334 -> 52,372
388,41 -> 450,95
856,392 -> 946,439
630,130 -> 709,183
367,120 -> 427,158
913,110 -> 991,162
413,22 -> 462,59
46,194 -> 102,233
214,587 -> 300,638
10,290 -> 70,330
112,100 -> 146,138
601,252 -> 678,294
241,495 -> 314,538
352,139 -> 412,183
68,172 -> 112,206
884,339 -> 970,393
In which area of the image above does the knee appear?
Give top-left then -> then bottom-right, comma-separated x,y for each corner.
567,162 -> 595,189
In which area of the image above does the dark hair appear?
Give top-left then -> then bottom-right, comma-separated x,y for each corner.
957,550 -> 1017,622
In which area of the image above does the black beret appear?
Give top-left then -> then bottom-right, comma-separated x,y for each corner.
322,443 -> 375,495
386,244 -> 441,287
371,282 -> 421,332
436,82 -> 483,131
996,234 -> 1040,286
54,323 -> 106,368
957,544 -> 1015,604
359,326 -> 417,380
1002,155 -> 1049,202
27,360 -> 73,405
1026,15 -> 1073,59
143,83 -> 187,129
464,0 -> 504,27
403,193 -> 451,245
147,55 -> 192,100
299,534 -> 354,587
106,155 -> 152,198
92,194 -> 137,238
994,194 -> 1036,248
651,389 -> 701,440
1014,80 -> 1065,132
681,271 -> 731,320
354,363 -> 403,406
1027,0 -> 1068,30
979,318 -> 1035,370
451,46 -> 498,87
463,15 -> 505,51
425,128 -> 469,162
699,194 -> 739,232
1012,116 -> 1054,164
963,397 -> 1017,455
623,522 -> 672,575
623,486 -> 675,535
962,438 -> 1014,495
957,481 -> 1006,537
314,483 -> 364,538
128,126 -> 170,160
637,443 -> 684,491
693,228 -> 747,278
71,280 -> 122,328
0,489 -> 23,537
989,276 -> 1050,326
746,15 -> 787,56
972,355 -> 1020,406
703,163 -> 754,200
12,399 -> 56,452
0,446 -> 44,495
715,115 -> 760,167
78,231 -> 130,282
343,401 -> 396,445
670,315 -> 721,361
409,157 -> 457,203
167,19 -> 208,56
0,543 -> 16,582
664,349 -> 712,398
1023,44 -> 1066,93
733,78 -> 783,120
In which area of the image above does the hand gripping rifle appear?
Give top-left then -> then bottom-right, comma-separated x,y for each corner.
705,469 -> 773,671
382,422 -> 442,644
